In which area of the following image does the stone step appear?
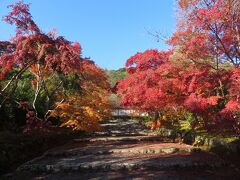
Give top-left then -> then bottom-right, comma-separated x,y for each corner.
91,132 -> 148,137
43,141 -> 196,158
11,117 -> 238,179
17,152 -> 227,173
9,168 -> 240,180
73,136 -> 168,143
17,161 -> 227,173
94,118 -> 151,137
45,147 -> 195,157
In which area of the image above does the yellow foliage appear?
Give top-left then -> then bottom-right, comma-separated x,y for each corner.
50,60 -> 112,132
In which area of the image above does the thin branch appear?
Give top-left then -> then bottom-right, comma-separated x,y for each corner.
144,28 -> 168,43
44,98 -> 65,120
32,63 -> 42,117
1,61 -> 33,92
0,91 -> 20,108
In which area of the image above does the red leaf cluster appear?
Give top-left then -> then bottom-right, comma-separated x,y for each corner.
0,1 -> 111,133
117,0 -> 240,134
0,2 -> 83,81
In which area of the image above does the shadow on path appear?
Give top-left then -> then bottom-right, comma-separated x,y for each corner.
5,118 -> 240,180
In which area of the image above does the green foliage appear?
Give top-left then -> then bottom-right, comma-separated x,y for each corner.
142,116 -> 153,124
61,73 -> 82,95
106,68 -> 127,87
106,68 -> 128,108
0,69 -> 35,131
179,112 -> 195,132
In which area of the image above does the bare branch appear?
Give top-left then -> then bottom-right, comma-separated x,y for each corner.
144,28 -> 168,43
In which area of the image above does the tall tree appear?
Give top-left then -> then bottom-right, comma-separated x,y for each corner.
117,50 -> 173,116
117,0 -> 240,135
171,0 -> 240,66
0,1 -> 111,132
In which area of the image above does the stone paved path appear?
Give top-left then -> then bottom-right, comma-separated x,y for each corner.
6,118 -> 240,179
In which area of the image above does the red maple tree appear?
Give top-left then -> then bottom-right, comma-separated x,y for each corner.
0,1 -> 111,132
117,0 -> 240,135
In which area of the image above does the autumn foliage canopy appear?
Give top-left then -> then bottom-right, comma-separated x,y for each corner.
117,0 -> 240,135
0,1 -> 111,132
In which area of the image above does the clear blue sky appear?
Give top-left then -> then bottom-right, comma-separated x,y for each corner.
0,0 -> 176,70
